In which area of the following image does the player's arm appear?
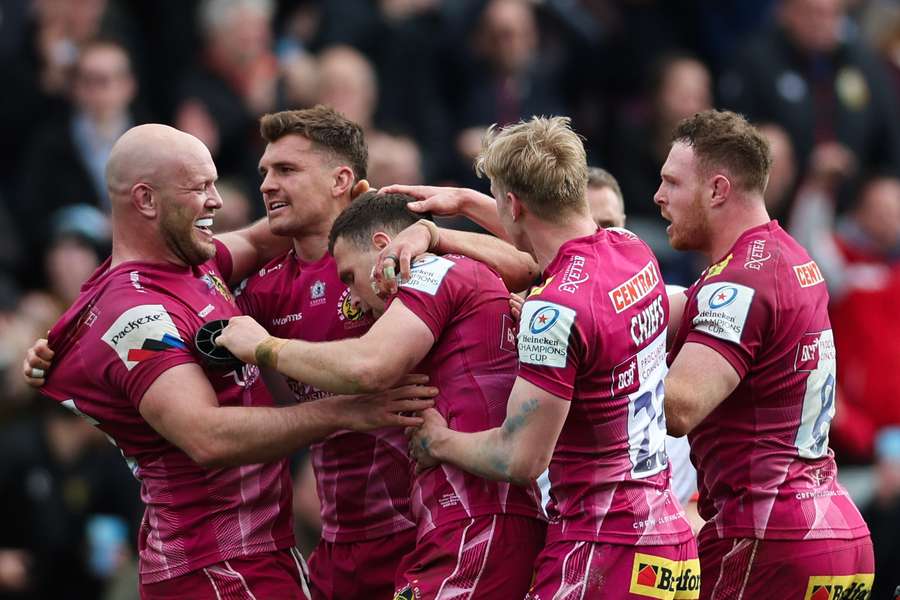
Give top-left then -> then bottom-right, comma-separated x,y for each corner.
216,301 -> 436,395
139,363 -> 436,468
215,218 -> 292,285
373,220 -> 538,295
665,284 -> 687,349
664,342 -> 741,436
380,184 -> 509,240
409,378 -> 570,485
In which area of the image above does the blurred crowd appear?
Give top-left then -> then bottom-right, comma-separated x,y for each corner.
1,0 -> 900,597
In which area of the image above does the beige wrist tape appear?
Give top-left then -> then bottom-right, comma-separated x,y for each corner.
255,337 -> 289,370
417,219 -> 440,251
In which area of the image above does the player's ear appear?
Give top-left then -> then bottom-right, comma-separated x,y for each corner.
332,166 -> 354,198
710,174 -> 731,207
132,182 -> 157,218
371,230 -> 391,250
508,192 -> 526,221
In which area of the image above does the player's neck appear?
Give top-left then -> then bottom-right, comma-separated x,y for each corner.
292,233 -> 330,262
707,203 -> 771,263
527,214 -> 598,272
110,224 -> 188,269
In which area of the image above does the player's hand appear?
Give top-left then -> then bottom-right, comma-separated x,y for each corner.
215,316 -> 271,365
339,375 -> 438,432
23,338 -> 53,388
372,222 -> 433,296
509,293 -> 525,322
350,178 -> 371,199
379,184 -> 471,218
407,408 -> 448,473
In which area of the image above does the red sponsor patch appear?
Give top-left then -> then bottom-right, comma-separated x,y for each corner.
794,260 -> 824,288
609,262 -> 659,314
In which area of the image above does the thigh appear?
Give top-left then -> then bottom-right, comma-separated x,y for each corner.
310,529 -> 416,600
527,539 -> 700,600
394,515 -> 545,600
701,536 -> 875,600
141,549 -> 310,600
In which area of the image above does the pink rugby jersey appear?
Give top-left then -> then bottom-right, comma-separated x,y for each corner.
235,250 -> 416,542
389,254 -> 545,539
670,221 -> 870,540
41,245 -> 294,584
517,228 -> 693,546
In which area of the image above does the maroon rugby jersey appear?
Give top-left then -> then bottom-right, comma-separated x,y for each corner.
517,228 -> 693,546
42,243 -> 294,583
670,221 -> 869,540
388,254 -> 544,539
236,250 -> 417,542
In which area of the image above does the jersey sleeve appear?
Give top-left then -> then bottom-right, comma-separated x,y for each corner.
516,294 -> 583,400
684,270 -> 774,379
99,298 -> 200,409
389,255 -> 459,339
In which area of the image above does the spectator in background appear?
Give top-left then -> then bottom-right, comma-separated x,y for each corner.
610,52 -> 713,285
315,45 -> 378,131
212,179 -> 256,233
719,0 -> 900,217
862,427 -> 900,600
366,133 -> 424,189
176,0 -> 280,197
16,39 -> 135,285
451,0 -> 565,174
759,122 -> 798,216
0,402 -> 143,600
791,169 -> 900,463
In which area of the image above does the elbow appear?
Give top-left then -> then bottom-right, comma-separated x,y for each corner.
347,359 -> 393,394
185,438 -> 235,469
664,410 -> 693,438
507,452 -> 551,486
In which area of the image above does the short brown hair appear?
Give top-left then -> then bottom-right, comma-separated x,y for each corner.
587,167 -> 624,204
672,109 -> 771,194
260,105 -> 368,181
328,191 -> 422,254
475,116 -> 588,222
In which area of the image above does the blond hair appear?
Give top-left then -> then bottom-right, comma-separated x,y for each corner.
474,116 -> 588,222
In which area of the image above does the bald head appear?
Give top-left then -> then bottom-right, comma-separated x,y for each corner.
106,124 -> 214,207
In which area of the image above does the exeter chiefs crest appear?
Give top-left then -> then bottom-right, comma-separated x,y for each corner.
201,271 -> 233,303
336,287 -> 369,328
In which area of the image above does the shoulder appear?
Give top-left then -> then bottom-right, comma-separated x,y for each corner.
399,254 -> 460,296
235,252 -> 292,295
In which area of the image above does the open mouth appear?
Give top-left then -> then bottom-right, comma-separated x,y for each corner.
194,216 -> 214,236
268,201 -> 289,212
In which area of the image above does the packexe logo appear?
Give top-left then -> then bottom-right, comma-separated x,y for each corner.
629,553 -> 700,599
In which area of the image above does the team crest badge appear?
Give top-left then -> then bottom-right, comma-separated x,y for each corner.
310,280 -> 327,306
201,272 -> 233,302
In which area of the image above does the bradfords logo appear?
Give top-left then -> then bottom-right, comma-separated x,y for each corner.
744,239 -> 772,270
803,574 -> 874,600
558,255 -> 589,294
794,331 -> 836,372
794,260 -> 825,288
609,262 -> 659,314
102,304 -> 187,370
629,553 -> 700,599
